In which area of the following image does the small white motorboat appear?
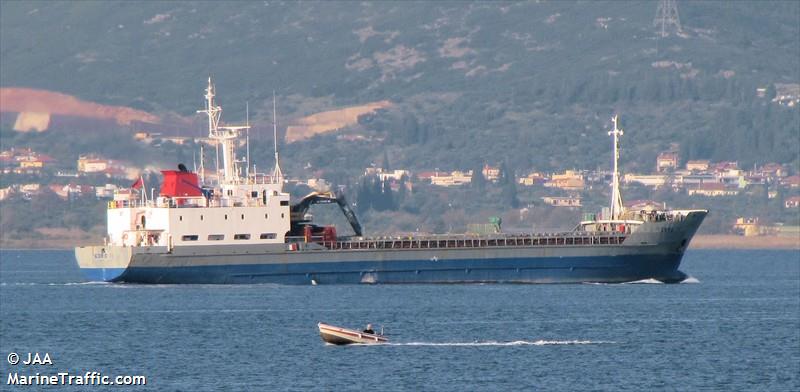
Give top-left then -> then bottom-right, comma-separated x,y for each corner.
318,322 -> 388,345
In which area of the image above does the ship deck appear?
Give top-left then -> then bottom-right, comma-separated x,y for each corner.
293,232 -> 629,251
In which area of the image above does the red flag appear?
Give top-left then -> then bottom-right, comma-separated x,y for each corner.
131,177 -> 143,189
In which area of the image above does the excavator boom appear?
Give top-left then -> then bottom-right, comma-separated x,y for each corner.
290,191 -> 363,237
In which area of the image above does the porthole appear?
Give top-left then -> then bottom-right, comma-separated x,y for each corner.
241,214 -> 245,220
264,214 -> 268,219
224,214 -> 228,220
281,213 -> 284,218
179,216 -> 183,221
200,215 -> 204,221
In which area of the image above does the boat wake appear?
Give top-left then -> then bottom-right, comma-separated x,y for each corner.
0,281 -> 110,287
625,278 -> 665,284
626,276 -> 701,284
584,275 -> 700,285
383,340 -> 614,347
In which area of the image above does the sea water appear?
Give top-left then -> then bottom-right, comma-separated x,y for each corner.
0,249 -> 798,391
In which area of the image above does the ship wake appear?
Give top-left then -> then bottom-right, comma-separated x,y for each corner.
380,340 -> 615,347
0,281 -> 111,286
583,275 -> 700,285
626,275 -> 701,284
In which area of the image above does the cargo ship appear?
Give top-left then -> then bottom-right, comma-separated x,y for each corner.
75,80 -> 707,284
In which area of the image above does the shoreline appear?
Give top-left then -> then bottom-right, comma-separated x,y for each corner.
2,234 -> 798,251
688,234 -> 799,250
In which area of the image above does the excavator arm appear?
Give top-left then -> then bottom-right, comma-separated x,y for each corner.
290,191 -> 363,237
333,194 -> 363,237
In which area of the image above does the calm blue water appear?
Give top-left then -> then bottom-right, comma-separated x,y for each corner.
0,249 -> 798,391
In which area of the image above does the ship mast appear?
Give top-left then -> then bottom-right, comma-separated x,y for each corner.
197,77 -> 249,185
197,78 -> 222,182
245,101 -> 250,178
608,115 -> 625,220
199,144 -> 205,184
272,90 -> 283,183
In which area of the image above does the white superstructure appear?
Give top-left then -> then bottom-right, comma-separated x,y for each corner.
105,79 -> 291,248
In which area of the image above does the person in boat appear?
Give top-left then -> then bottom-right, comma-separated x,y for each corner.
363,324 -> 375,334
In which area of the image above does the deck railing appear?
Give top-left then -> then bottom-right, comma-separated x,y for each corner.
288,233 -> 627,251
108,195 -> 271,209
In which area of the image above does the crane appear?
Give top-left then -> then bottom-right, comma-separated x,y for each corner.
290,191 -> 363,237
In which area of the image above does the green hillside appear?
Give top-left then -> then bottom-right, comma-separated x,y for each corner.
1,1 -> 799,243
2,1 -> 798,174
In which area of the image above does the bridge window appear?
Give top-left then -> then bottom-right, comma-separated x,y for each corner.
260,233 -> 277,239
208,234 -> 224,241
280,200 -> 289,206
234,234 -> 251,240
251,191 -> 258,198
182,235 -> 198,241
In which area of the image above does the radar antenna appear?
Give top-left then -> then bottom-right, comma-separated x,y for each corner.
197,78 -> 222,181
198,77 -> 249,184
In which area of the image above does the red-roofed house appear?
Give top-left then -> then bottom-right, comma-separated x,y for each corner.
0,186 -> 13,201
77,156 -> 109,173
656,152 -> 679,172
781,176 -> 800,189
713,161 -> 739,173
758,163 -> 787,178
49,183 -> 93,200
482,165 -> 501,182
48,184 -> 69,199
416,171 -> 438,182
685,160 -> 711,172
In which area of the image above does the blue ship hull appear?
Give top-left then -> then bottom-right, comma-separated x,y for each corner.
78,253 -> 687,284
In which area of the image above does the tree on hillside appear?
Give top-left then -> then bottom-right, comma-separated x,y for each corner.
471,163 -> 486,191
499,161 -> 519,208
382,150 -> 391,171
765,83 -> 776,101
355,175 -> 397,213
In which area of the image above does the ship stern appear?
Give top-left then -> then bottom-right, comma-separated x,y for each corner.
74,245 -> 133,282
